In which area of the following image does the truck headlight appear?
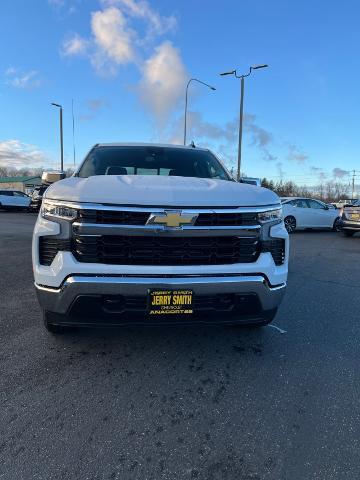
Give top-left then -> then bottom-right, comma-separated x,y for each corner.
258,208 -> 282,224
41,200 -> 78,221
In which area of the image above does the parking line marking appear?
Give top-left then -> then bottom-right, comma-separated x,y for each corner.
267,324 -> 287,334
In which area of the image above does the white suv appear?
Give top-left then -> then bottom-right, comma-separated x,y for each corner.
32,143 -> 289,333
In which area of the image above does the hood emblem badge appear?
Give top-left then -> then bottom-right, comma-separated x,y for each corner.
146,211 -> 198,228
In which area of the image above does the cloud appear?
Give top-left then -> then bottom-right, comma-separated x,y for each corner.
48,0 -> 65,7
276,162 -> 285,179
164,111 -> 276,169
87,98 -> 107,110
310,166 -> 327,181
5,68 -> 42,89
62,34 -> 89,56
287,144 -> 308,164
60,5 -> 137,72
185,112 -> 237,144
79,98 -> 108,121
0,140 -> 49,168
332,167 -> 349,178
5,67 -> 16,76
138,41 -> 187,124
60,1 -> 182,122
62,1 -> 177,74
184,112 -> 275,159
102,0 -> 177,38
244,114 -> 277,161
48,0 -> 80,14
91,7 -> 136,68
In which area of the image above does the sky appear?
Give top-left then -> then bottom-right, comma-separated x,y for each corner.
0,0 -> 359,189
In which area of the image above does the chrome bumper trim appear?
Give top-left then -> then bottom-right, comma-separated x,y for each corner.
72,222 -> 261,237
44,200 -> 282,214
35,275 -> 286,315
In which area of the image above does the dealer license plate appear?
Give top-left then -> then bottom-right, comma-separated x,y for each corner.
148,289 -> 194,316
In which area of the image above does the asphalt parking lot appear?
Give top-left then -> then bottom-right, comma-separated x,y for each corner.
1,212 -> 360,480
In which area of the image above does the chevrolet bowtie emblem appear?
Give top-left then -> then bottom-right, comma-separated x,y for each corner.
147,211 -> 198,228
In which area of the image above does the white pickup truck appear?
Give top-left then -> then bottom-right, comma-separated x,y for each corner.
32,143 -> 288,334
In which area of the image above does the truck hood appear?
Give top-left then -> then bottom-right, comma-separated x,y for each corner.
45,175 -> 280,207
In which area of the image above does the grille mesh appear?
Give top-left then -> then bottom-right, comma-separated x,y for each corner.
78,209 -> 259,227
195,212 -> 258,226
72,235 -> 260,266
79,209 -> 149,225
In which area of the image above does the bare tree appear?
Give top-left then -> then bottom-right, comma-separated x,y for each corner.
261,178 -> 350,202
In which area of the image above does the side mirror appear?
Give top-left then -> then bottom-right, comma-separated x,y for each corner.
41,170 -> 66,185
324,205 -> 329,210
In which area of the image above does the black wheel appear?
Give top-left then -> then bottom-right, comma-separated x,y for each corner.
284,216 -> 296,233
342,229 -> 355,237
333,217 -> 342,232
43,310 -> 77,335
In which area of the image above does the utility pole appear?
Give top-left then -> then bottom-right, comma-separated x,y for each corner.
51,102 -> 64,171
220,64 -> 268,181
72,99 -> 76,167
351,170 -> 355,200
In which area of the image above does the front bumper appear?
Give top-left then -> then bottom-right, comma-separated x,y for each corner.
35,274 -> 286,326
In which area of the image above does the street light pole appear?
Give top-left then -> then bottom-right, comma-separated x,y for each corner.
220,64 -> 268,180
238,76 -> 245,182
184,78 -> 216,146
51,102 -> 64,171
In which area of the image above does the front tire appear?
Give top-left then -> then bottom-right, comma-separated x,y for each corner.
284,216 -> 296,233
333,217 -> 342,231
342,229 -> 355,237
43,310 -> 77,335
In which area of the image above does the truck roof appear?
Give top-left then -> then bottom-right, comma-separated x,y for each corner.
94,142 -> 209,151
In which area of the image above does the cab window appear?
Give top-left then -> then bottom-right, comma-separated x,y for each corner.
294,199 -> 308,208
307,200 -> 324,209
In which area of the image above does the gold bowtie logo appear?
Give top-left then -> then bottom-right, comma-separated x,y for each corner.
147,211 -> 198,228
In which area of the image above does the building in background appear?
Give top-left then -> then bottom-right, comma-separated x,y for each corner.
0,176 -> 42,195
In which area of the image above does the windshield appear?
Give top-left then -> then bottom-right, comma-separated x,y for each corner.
78,146 -> 230,181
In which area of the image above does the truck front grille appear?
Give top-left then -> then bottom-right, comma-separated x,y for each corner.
72,235 -> 260,266
79,210 -> 149,225
195,212 -> 258,226
78,210 -> 259,227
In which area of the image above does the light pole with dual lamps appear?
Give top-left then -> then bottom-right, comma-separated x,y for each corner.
220,64 -> 268,180
183,78 -> 216,145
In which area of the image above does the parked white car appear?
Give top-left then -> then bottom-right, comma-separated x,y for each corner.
281,197 -> 341,233
0,190 -> 31,211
